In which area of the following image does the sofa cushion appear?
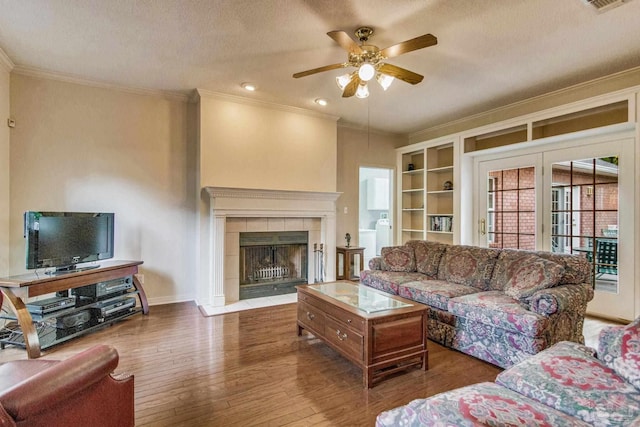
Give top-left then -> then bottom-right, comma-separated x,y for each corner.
406,240 -> 448,277
492,250 -> 558,290
437,245 -> 501,290
503,255 -> 565,301
359,270 -> 426,295
375,382 -> 591,427
598,317 -> 640,391
398,280 -> 478,311
533,250 -> 592,285
380,246 -> 416,272
496,341 -> 640,426
448,291 -> 548,337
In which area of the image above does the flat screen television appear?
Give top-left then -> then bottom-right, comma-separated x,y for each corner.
24,211 -> 115,274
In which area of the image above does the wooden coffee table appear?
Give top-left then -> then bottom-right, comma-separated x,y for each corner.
296,281 -> 428,388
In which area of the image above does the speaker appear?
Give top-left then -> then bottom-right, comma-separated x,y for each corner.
56,310 -> 91,329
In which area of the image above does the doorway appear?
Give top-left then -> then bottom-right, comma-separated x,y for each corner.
359,167 -> 393,268
475,137 -> 634,321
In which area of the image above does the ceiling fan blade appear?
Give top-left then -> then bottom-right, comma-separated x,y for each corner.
378,63 -> 424,85
342,75 -> 361,98
379,34 -> 437,59
293,63 -> 347,78
327,30 -> 363,55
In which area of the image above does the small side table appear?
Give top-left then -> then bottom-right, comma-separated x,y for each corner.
336,246 -> 365,281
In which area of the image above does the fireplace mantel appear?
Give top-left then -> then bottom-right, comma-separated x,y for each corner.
206,187 -> 341,202
198,187 -> 341,307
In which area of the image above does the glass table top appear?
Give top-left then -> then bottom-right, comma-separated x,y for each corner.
306,282 -> 413,313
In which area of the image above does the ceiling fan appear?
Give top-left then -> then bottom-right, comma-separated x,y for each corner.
293,27 -> 437,98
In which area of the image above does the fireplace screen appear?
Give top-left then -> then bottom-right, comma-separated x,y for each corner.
239,231 -> 308,299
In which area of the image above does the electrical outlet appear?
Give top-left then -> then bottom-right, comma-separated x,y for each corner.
7,118 -> 15,128
344,206 -> 348,214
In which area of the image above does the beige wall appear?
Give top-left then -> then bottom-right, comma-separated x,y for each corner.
9,74 -> 194,304
0,64 -> 9,276
198,93 -> 337,192
336,126 -> 404,247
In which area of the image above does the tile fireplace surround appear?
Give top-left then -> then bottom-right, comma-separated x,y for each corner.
198,187 -> 341,310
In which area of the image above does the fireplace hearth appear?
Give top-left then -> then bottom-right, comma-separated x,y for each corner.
239,231 -> 308,299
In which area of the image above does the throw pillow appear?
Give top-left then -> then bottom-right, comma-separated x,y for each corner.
380,246 -> 416,272
534,251 -> 592,285
406,240 -> 448,277
437,245 -> 501,290
492,249 -> 533,291
600,318 -> 640,390
504,256 -> 565,300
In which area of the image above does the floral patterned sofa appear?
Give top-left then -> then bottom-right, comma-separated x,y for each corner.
376,317 -> 640,426
360,240 -> 594,368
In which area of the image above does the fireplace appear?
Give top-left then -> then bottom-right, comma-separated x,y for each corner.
239,231 -> 308,299
198,187 -> 341,308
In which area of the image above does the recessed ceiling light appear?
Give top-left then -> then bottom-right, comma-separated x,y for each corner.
241,82 -> 256,91
315,98 -> 328,106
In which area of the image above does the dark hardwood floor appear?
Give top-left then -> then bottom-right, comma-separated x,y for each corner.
0,302 -> 535,426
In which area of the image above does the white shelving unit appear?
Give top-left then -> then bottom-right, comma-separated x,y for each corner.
399,150 -> 426,244
397,140 -> 456,245
426,143 -> 454,244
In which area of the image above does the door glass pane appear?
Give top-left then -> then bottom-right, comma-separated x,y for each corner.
486,167 -> 536,250
550,157 -> 618,293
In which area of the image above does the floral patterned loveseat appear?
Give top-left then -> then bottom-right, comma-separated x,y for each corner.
376,317 -> 640,426
360,240 -> 594,368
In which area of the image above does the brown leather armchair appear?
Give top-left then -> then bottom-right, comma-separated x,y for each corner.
0,345 -> 134,427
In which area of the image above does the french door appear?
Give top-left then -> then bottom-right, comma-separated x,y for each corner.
476,138 -> 634,321
477,154 -> 543,250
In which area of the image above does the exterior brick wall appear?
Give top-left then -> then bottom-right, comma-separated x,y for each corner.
487,162 -> 618,250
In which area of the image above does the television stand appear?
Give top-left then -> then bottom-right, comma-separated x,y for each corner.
0,260 -> 148,358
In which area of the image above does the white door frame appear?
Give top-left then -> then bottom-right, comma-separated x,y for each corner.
472,133 -> 635,321
543,138 -> 635,321
474,153 -> 543,248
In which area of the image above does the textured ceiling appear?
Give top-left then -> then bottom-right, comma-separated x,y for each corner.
1,0 -> 640,134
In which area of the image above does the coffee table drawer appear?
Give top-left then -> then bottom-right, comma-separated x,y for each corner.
323,304 -> 365,334
298,291 -> 324,309
297,300 -> 325,336
325,316 -> 363,361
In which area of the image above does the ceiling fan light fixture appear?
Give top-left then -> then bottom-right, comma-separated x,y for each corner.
336,73 -> 353,90
241,82 -> 257,91
355,83 -> 369,99
358,63 -> 376,82
293,28 -> 436,99
376,73 -> 394,91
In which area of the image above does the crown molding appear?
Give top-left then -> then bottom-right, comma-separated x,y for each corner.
0,47 -> 14,72
12,65 -> 190,102
409,64 -> 640,142
196,89 -> 340,122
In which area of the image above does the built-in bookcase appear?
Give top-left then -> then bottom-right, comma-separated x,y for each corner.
400,149 -> 425,244
425,143 -> 454,244
397,141 -> 456,245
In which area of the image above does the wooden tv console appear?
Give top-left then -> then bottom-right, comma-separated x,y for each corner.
0,260 -> 148,358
